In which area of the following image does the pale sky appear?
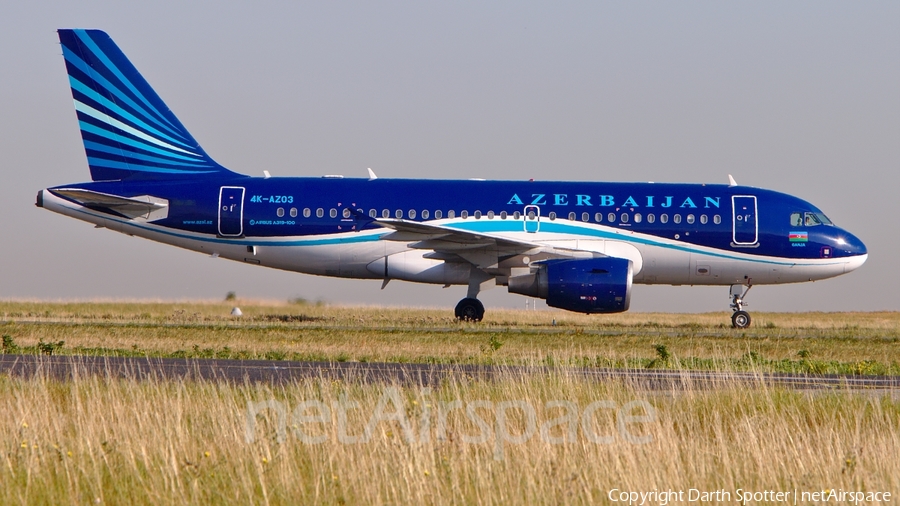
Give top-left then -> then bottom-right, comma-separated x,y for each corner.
1,1 -> 897,313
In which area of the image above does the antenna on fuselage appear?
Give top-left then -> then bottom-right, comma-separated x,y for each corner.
728,174 -> 738,187
367,168 -> 378,181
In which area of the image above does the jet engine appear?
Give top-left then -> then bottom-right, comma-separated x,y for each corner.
507,257 -> 632,313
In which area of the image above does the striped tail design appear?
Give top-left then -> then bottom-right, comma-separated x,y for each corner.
58,29 -> 241,181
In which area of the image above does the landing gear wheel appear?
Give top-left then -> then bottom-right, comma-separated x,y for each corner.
455,298 -> 485,322
731,310 -> 751,329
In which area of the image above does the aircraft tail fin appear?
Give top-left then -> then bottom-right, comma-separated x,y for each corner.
57,29 -> 242,181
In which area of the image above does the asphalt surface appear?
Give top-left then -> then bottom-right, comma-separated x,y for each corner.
1,354 -> 899,391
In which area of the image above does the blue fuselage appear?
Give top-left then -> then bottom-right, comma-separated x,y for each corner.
54,177 -> 866,260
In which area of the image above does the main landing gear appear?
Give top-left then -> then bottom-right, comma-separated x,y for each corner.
455,267 -> 492,322
729,283 -> 752,329
455,298 -> 485,322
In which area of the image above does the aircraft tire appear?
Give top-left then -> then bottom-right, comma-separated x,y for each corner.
455,298 -> 485,322
731,310 -> 751,329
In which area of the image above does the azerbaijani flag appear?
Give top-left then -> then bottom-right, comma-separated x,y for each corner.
789,231 -> 808,242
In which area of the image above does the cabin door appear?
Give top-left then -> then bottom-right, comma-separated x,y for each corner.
731,195 -> 758,245
218,186 -> 245,237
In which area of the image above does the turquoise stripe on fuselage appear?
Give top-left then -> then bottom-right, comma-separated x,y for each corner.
443,219 -> 827,267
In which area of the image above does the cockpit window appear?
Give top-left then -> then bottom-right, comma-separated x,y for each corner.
804,212 -> 833,226
793,211 -> 834,227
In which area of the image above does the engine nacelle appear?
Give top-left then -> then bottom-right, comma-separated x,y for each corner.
508,257 -> 632,313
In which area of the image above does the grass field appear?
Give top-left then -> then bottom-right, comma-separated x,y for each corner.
1,300 -> 899,375
1,301 -> 898,504
2,373 -> 898,505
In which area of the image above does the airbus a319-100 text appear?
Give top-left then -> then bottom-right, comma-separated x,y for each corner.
37,29 -> 868,327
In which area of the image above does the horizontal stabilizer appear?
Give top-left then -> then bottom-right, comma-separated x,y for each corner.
51,188 -> 169,221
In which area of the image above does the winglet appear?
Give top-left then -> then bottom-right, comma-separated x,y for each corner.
367,168 -> 378,181
728,174 -> 738,187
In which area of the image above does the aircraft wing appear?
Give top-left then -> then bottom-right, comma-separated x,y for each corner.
374,218 -> 598,271
375,218 -> 540,251
50,188 -> 169,221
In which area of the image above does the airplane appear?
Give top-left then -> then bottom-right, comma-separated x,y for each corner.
37,29 -> 868,328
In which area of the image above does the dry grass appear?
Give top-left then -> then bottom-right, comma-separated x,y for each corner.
1,302 -> 897,504
1,372 -> 897,505
1,301 -> 898,374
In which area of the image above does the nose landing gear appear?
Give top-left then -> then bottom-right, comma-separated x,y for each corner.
730,283 -> 752,329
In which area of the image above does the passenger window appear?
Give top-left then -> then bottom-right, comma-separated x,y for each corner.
790,212 -> 802,227
474,211 -> 482,219
368,209 -> 376,218
435,210 -> 443,219
422,210 -> 429,219
330,208 -> 337,218
448,210 -> 455,218
700,214 -> 708,225
527,210 -> 536,219
549,212 -> 557,220
304,208 -> 311,218
673,214 -> 682,224
395,209 -> 403,218
277,207 -> 285,218
686,214 -> 695,224
647,213 -> 655,224
316,208 -> 324,218
634,213 -> 642,223
487,211 -> 494,219
660,214 -> 668,224
408,209 -> 416,219
382,209 -> 390,218
714,214 -> 721,225
568,212 -> 576,221
582,212 -> 589,222
290,208 -> 298,218
595,213 -> 603,222
608,212 -> 616,222
461,210 -> 468,219
620,213 -> 629,223
513,211 -> 521,220
343,208 -> 351,218
500,211 -> 507,219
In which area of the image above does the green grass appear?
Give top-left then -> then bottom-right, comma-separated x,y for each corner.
1,301 -> 899,375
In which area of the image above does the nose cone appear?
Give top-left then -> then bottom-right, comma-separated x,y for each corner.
834,229 -> 867,257
832,229 -> 867,273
